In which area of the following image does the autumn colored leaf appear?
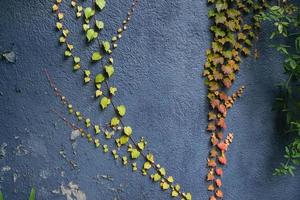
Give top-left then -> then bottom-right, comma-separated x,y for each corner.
211,99 -> 220,108
207,122 -> 217,131
210,148 -> 218,157
215,189 -> 224,198
211,134 -> 219,146
207,159 -> 217,168
208,111 -> 217,120
223,78 -> 232,88
208,184 -> 215,191
221,65 -> 233,74
217,142 -> 228,151
218,156 -> 227,165
207,171 -> 215,181
219,92 -> 228,101
218,104 -> 227,115
215,179 -> 222,187
217,118 -> 227,129
215,168 -> 223,176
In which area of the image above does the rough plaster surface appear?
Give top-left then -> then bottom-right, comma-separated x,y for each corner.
0,0 -> 300,199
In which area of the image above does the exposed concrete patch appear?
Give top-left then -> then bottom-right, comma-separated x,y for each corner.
53,181 -> 86,200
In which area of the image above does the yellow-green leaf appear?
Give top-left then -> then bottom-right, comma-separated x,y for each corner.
117,105 -> 126,116
131,149 -> 140,159
92,52 -> 102,61
124,126 -> 132,136
95,73 -> 105,83
96,0 -> 106,10
109,87 -> 117,95
120,135 -> 129,145
100,97 -> 111,109
102,41 -> 110,52
111,117 -> 120,126
96,20 -> 104,30
84,7 -> 95,19
143,161 -> 152,170
105,65 -> 114,77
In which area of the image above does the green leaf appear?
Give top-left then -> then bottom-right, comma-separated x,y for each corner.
84,7 -> 95,19
95,20 -> 104,30
109,87 -> 117,95
0,191 -> 4,200
102,41 -> 110,53
96,0 -> 106,10
124,126 -> 132,136
111,117 -> 120,126
95,73 -> 105,84
92,52 -> 102,61
86,29 -> 98,42
120,135 -> 129,145
131,149 -> 140,159
105,65 -> 114,77
117,105 -> 126,116
100,97 -> 111,109
74,56 -> 80,63
83,24 -> 90,32
29,188 -> 35,200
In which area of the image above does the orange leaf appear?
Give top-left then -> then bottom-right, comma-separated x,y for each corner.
210,148 -> 218,157
219,92 -> 228,101
221,65 -> 233,74
208,184 -> 215,191
215,189 -> 224,198
217,118 -> 227,129
208,159 -> 217,167
215,168 -> 223,176
207,172 -> 215,181
210,196 -> 217,200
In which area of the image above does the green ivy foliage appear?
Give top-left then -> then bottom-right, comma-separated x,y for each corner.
0,188 -> 35,200
51,0 -> 192,199
258,3 -> 300,176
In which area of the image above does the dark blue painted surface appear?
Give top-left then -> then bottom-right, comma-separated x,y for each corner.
0,0 -> 300,199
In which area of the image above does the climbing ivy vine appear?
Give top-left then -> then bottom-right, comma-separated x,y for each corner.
51,0 -> 192,199
257,2 -> 300,176
204,0 -> 268,199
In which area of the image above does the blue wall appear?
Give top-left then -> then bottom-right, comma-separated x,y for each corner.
0,0 -> 299,199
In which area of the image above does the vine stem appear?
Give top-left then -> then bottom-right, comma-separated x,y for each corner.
44,68 -> 188,198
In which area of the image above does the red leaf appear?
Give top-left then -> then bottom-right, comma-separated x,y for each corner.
215,168 -> 223,176
211,99 -> 220,108
217,142 -> 228,151
218,156 -> 227,165
218,104 -> 227,115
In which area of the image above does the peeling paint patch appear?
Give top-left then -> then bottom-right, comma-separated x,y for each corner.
53,182 -> 86,200
0,143 -> 7,159
14,144 -> 29,156
1,166 -> 11,172
70,130 -> 81,141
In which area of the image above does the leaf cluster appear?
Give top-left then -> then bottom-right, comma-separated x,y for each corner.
259,3 -> 300,175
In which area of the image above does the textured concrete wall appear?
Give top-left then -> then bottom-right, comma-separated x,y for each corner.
0,0 -> 300,199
